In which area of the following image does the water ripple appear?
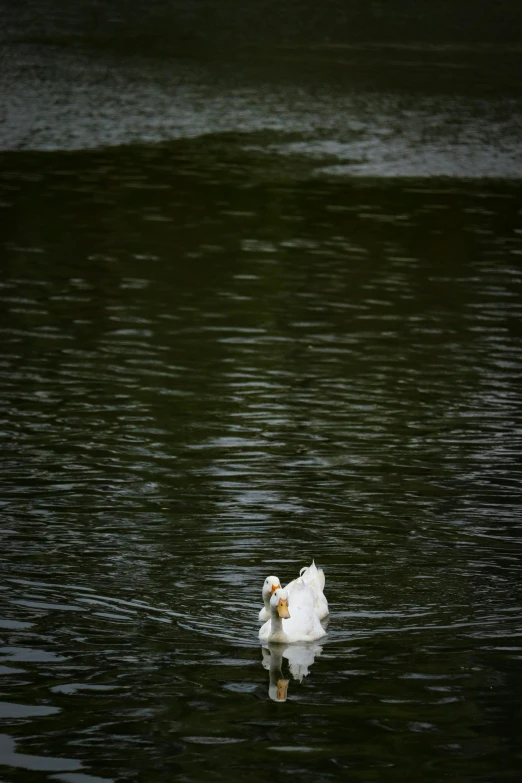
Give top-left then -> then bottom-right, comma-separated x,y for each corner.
0,152 -> 521,780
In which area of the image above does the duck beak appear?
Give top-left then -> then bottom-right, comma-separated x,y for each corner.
270,583 -> 281,595
277,597 -> 290,619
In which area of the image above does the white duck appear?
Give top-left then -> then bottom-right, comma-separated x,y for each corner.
259,585 -> 327,644
258,560 -> 329,622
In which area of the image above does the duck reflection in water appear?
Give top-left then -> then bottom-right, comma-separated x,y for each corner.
261,642 -> 323,702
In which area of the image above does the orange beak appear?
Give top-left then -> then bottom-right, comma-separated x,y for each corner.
270,583 -> 281,595
277,597 -> 290,619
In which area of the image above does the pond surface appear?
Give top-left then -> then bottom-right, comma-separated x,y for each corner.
1,20 -> 522,783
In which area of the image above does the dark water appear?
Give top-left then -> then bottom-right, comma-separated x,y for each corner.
2,7 -> 522,781
2,143 -> 522,782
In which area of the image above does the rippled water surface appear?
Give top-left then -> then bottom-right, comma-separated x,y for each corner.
2,105 -> 522,782
2,35 -> 522,178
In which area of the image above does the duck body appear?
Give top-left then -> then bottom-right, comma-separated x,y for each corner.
286,560 -> 329,620
258,560 -> 329,622
259,585 -> 327,644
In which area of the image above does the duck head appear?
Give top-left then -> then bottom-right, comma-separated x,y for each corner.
271,587 -> 290,619
262,575 -> 281,606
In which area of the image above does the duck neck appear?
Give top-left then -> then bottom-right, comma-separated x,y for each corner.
270,609 -> 284,636
263,591 -> 271,614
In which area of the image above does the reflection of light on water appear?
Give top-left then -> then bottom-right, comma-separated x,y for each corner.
2,44 -> 521,178
262,642 -> 323,702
